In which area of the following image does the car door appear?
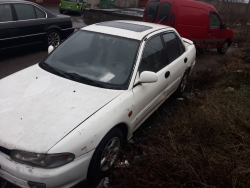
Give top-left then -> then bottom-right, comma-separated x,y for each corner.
0,3 -> 19,50
162,32 -> 187,95
156,1 -> 173,24
208,11 -> 222,48
132,35 -> 172,130
13,3 -> 46,46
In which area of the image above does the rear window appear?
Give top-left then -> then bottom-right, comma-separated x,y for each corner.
159,3 -> 171,22
145,1 -> 160,20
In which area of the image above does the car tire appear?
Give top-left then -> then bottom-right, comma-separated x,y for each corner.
217,40 -> 229,54
79,8 -> 83,16
87,127 -> 123,183
174,70 -> 189,97
46,30 -> 61,48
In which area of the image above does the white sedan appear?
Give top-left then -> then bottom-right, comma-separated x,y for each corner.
0,21 -> 196,188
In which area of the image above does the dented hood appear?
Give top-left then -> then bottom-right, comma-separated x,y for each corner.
0,64 -> 124,153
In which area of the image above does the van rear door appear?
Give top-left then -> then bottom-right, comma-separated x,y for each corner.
143,1 -> 160,22
143,0 -> 174,25
156,0 -> 174,25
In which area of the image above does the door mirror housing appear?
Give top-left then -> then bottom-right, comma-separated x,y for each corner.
48,45 -> 54,54
221,23 -> 227,29
139,71 -> 158,83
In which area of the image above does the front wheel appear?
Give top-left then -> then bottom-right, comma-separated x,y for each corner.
217,40 -> 229,54
87,128 -> 123,183
46,30 -> 61,48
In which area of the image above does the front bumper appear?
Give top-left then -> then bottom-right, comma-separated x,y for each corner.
0,150 -> 94,188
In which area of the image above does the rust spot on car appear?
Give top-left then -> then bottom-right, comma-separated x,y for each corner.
128,111 -> 133,117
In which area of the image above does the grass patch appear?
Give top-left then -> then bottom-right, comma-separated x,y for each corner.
109,44 -> 250,188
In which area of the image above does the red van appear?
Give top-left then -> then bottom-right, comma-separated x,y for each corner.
143,0 -> 233,54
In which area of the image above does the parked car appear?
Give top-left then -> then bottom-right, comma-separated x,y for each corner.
0,0 -> 74,50
143,0 -> 233,54
0,20 -> 196,188
59,0 -> 86,15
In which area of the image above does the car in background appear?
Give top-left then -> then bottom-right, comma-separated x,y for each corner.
0,0 -> 74,50
143,0 -> 233,54
59,0 -> 86,15
0,21 -> 196,187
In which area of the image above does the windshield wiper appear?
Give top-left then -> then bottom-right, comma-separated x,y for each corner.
40,62 -> 70,79
65,72 -> 106,88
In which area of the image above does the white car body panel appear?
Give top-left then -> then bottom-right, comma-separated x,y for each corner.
0,21 -> 196,188
0,65 -> 124,153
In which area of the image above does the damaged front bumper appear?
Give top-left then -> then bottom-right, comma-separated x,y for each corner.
0,150 -> 94,188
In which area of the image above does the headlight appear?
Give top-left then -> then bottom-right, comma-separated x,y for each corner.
10,150 -> 75,168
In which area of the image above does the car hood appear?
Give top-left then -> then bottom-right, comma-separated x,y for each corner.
0,64 -> 124,153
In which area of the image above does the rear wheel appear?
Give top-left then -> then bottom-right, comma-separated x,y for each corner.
175,71 -> 189,97
217,40 -> 229,54
46,30 -> 61,48
87,128 -> 123,183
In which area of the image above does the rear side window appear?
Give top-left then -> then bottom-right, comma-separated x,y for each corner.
14,4 -> 36,20
0,4 -> 13,22
35,7 -> 46,18
145,2 -> 160,20
163,33 -> 181,63
177,37 -> 185,55
159,3 -> 171,22
210,12 -> 221,28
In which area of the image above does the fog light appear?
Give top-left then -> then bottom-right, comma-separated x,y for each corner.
28,181 -> 46,188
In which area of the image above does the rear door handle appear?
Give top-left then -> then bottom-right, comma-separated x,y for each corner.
165,71 -> 170,79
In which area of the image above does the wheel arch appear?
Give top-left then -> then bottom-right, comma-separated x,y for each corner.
112,123 -> 129,143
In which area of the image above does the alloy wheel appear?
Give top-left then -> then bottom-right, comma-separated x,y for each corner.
100,137 -> 120,171
48,32 -> 60,48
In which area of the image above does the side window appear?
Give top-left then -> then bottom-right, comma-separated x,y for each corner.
139,36 -> 167,73
145,2 -> 160,20
0,4 -> 13,22
159,3 -> 171,22
210,12 -> 221,28
177,37 -> 185,55
35,7 -> 46,18
163,33 -> 181,63
14,4 -> 36,20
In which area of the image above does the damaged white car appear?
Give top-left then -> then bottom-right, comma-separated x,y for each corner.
0,20 -> 196,188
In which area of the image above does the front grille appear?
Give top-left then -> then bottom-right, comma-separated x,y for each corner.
0,146 -> 11,156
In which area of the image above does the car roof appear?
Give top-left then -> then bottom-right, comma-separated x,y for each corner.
82,20 -> 170,41
0,0 -> 24,2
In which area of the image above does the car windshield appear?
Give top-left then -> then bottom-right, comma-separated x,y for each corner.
42,30 -> 140,90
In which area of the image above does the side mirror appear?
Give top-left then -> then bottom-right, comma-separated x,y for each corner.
48,45 -> 54,54
139,71 -> 158,83
221,24 -> 227,29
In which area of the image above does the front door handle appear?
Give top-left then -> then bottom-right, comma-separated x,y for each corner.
165,71 -> 170,79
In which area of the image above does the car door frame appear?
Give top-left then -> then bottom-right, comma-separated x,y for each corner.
161,30 -> 188,95
128,28 -> 174,131
0,3 -> 19,50
12,2 -> 48,46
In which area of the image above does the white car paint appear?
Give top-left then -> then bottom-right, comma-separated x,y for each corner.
0,65 -> 124,153
0,20 -> 196,188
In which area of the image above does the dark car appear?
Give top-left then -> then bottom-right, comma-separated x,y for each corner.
0,0 -> 75,50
